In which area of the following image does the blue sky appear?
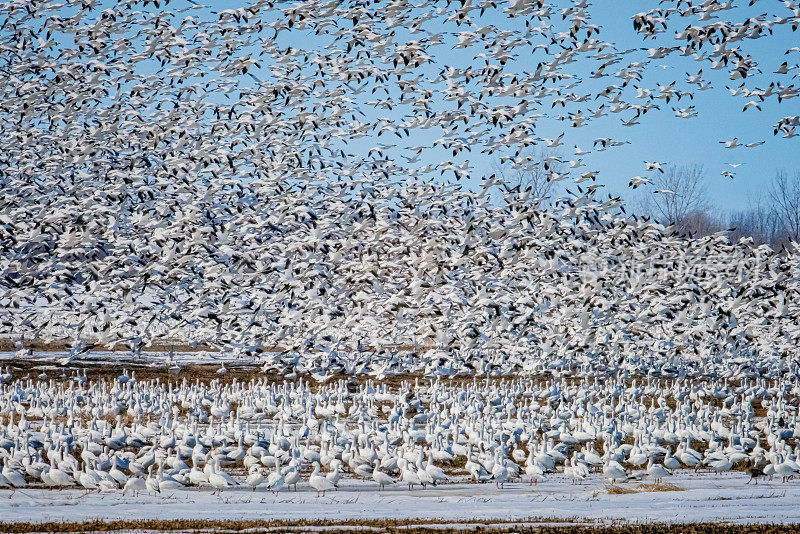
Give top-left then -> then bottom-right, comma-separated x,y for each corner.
41,0 -> 799,215
266,0 -> 799,214
436,0 -> 800,214
569,1 -> 800,214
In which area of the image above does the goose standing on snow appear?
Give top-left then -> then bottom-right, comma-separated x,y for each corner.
309,462 -> 335,497
372,460 -> 395,490
603,460 -> 627,485
266,467 -> 285,494
209,458 -> 236,493
284,464 -> 301,491
145,466 -> 160,495
246,468 -> 266,491
399,458 -> 421,490
646,457 -> 672,485
491,450 -> 509,489
123,476 -> 146,496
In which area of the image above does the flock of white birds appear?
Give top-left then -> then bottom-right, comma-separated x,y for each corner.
0,0 -> 799,362
0,369 -> 794,496
0,0 -> 799,506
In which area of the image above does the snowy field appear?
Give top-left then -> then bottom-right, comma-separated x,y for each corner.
3,473 -> 798,525
2,0 -> 800,530
0,350 -> 798,528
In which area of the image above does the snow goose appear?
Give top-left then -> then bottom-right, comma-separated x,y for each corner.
98,478 -> 118,493
372,460 -> 395,490
416,457 -> 436,488
326,463 -> 341,488
208,458 -> 235,493
491,450 -> 509,488
1,459 -> 26,488
46,458 -> 74,488
626,438 -> 648,467
24,451 -> 48,480
109,458 -> 128,485
78,464 -> 100,491
525,448 -> 546,486
145,465 -> 160,495
309,462 -> 335,497
424,454 -> 448,485
764,456 -> 777,480
534,445 -> 556,472
245,467 -> 266,491
283,464 -> 301,491
399,458 -> 421,490
354,462 -> 372,480
709,457 -> 733,475
123,476 -> 146,496
189,464 -> 209,487
775,454 -> 800,482
565,453 -> 588,485
266,467 -> 285,493
646,457 -> 671,484
465,445 -> 489,482
227,435 -> 246,463
603,460 -> 627,484
678,441 -> 702,468
157,462 -> 185,490
663,449 -> 682,471
582,444 -> 603,470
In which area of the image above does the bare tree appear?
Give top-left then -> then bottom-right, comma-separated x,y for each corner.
728,201 -> 782,246
768,169 -> 800,242
638,164 -> 714,236
633,167 -> 800,247
644,164 -> 708,222
678,209 -> 722,237
494,147 -> 563,208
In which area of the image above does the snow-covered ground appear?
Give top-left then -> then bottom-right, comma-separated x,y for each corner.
4,473 -> 798,525
1,351 -> 797,527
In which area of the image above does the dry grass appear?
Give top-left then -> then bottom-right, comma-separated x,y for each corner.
601,482 -> 684,495
436,455 -> 468,470
435,455 -> 469,476
635,482 -> 685,492
604,484 -> 637,495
